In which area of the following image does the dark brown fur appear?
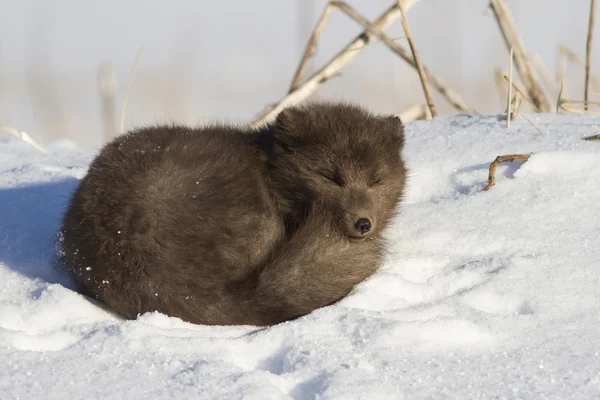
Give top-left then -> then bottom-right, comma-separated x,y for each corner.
58,102 -> 407,326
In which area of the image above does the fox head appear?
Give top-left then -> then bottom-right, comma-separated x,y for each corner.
268,102 -> 407,240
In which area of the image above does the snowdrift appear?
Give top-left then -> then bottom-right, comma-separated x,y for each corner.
1,114 -> 599,399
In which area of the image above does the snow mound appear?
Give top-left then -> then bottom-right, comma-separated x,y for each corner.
1,114 -> 599,399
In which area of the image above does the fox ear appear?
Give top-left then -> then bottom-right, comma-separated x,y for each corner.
386,114 -> 405,148
387,114 -> 403,124
273,107 -> 307,146
275,107 -> 303,131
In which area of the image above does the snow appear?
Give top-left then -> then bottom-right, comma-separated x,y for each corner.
1,113 -> 599,399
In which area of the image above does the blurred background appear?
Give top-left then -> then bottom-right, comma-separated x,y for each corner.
0,0 -> 597,148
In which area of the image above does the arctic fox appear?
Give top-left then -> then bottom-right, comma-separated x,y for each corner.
59,102 -> 407,326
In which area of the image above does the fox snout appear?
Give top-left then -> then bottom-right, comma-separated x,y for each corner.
350,215 -> 375,239
354,218 -> 372,235
341,188 -> 377,239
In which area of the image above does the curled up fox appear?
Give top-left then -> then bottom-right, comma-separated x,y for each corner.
58,102 -> 408,326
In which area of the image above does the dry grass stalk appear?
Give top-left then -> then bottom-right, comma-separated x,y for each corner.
557,81 -> 565,112
510,92 -> 523,119
507,47 -> 514,128
289,4 -> 336,92
396,0 -> 437,118
558,98 -> 600,115
499,92 -> 519,118
97,63 -> 118,139
398,104 -> 428,122
502,74 -> 542,112
494,68 -> 508,105
0,125 -> 47,153
344,35 -> 408,53
518,112 -> 544,135
489,0 -> 551,112
500,92 -> 544,135
250,0 -> 420,129
557,48 -> 568,97
585,0 -> 596,110
483,153 -> 531,191
119,45 -> 144,135
330,2 -> 476,114
583,133 -> 600,140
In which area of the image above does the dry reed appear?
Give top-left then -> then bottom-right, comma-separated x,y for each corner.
250,0 -> 421,129
397,0 -> 437,117
489,0 -> 551,112
0,125 -> 47,153
483,154 -> 531,191
585,0 -> 596,110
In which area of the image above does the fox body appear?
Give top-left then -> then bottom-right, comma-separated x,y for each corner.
59,102 -> 407,326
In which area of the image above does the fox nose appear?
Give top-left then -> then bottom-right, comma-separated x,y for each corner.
354,218 -> 372,235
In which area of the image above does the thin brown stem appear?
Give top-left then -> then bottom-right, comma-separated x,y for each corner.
518,111 -> 544,135
494,68 -> 507,106
489,0 -> 551,112
585,0 -> 596,110
483,154 -> 531,191
557,45 -> 568,98
331,2 -> 476,114
507,47 -> 514,128
502,74 -> 542,112
289,4 -> 336,93
397,0 -> 437,117
557,80 -> 565,113
511,92 -> 523,120
250,1 -> 420,129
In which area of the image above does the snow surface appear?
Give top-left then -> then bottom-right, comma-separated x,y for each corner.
1,114 -> 599,399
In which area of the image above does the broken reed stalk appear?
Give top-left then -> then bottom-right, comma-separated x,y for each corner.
558,98 -> 600,115
510,92 -> 523,119
398,104 -> 428,122
518,112 -> 544,135
489,0 -> 551,112
500,76 -> 544,134
289,4 -> 336,92
557,81 -> 565,112
397,0 -> 437,118
502,74 -> 541,111
97,63 -> 118,139
500,92 -> 519,118
583,133 -> 600,140
585,0 -> 596,111
119,44 -> 143,135
0,125 -> 47,153
507,47 -> 514,128
557,47 -> 568,97
250,0 -> 420,129
330,2 -> 476,113
483,154 -> 531,191
344,35 -> 409,53
494,68 -> 508,105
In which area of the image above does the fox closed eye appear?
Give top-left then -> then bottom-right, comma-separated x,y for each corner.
369,177 -> 383,187
322,171 -> 345,187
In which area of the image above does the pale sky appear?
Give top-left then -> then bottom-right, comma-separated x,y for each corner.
0,0 -> 597,146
